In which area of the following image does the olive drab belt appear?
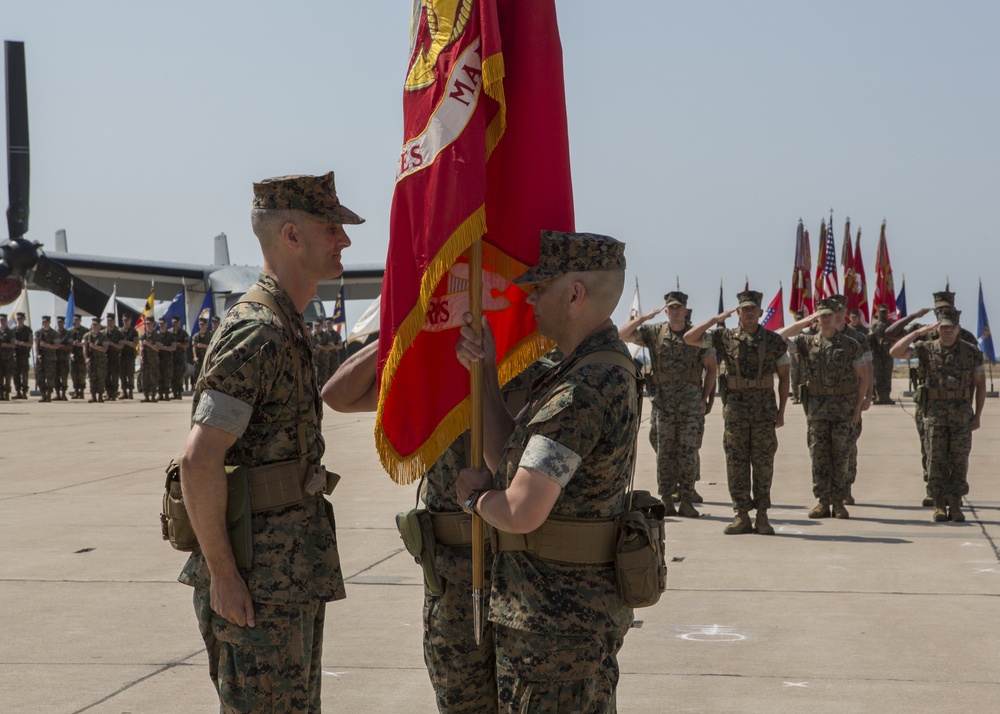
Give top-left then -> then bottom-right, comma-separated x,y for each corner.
429,511 -> 474,546
247,460 -> 339,512
726,374 -> 775,390
926,387 -> 972,401
649,367 -> 702,386
492,517 -> 618,564
806,382 -> 857,397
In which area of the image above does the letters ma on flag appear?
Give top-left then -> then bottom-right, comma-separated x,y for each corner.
376,0 -> 574,483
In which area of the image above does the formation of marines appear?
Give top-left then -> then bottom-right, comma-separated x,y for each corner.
0,311 -> 208,403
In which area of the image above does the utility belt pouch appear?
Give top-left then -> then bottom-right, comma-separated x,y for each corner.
614,489 -> 667,608
395,508 -> 444,595
160,459 -> 253,573
717,373 -> 728,406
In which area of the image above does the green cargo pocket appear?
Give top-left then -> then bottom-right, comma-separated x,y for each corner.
211,615 -> 291,712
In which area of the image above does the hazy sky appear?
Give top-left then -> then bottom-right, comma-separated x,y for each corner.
6,1 -> 999,329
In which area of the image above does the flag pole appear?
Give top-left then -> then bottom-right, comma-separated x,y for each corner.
468,238 -> 486,644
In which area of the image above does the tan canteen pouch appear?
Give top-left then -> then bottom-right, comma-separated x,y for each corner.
614,490 -> 667,608
395,508 -> 444,595
161,459 -> 252,573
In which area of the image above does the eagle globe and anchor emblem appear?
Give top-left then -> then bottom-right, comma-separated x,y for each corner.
405,0 -> 474,92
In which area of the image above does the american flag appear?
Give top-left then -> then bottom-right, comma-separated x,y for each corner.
815,218 -> 839,301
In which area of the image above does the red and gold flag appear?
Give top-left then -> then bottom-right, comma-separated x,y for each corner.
789,219 -> 813,314
841,217 -> 857,319
854,228 -> 870,326
873,220 -> 897,319
376,0 -> 574,483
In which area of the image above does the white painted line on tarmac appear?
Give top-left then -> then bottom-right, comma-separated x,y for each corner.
323,671 -> 348,677
677,624 -> 746,642
783,682 -> 809,688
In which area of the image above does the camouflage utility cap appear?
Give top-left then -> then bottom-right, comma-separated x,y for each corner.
737,290 -> 762,308
936,306 -> 960,326
876,304 -> 889,313
513,231 -> 626,286
815,297 -> 838,315
933,290 -> 955,308
253,171 -> 365,226
828,294 -> 847,310
664,291 -> 688,307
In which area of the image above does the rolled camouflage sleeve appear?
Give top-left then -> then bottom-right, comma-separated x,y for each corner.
521,381 -> 603,488
520,434 -> 582,488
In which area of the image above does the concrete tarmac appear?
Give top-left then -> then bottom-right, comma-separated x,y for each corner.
1,378 -> 998,713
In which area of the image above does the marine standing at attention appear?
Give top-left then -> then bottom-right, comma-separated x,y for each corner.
119,314 -> 138,400
12,312 -> 33,399
0,313 -> 14,400
69,314 -> 88,399
620,290 -> 716,518
455,231 -> 639,713
178,172 -> 361,711
685,290 -> 790,536
34,315 -> 59,402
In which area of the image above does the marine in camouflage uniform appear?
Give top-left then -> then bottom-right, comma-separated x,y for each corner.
326,320 -> 343,376
687,290 -> 790,536
119,315 -> 138,399
891,306 -> 986,522
35,316 -> 60,402
179,171 -> 362,712
830,296 -> 873,506
68,315 -> 88,398
12,313 -> 33,399
621,291 -> 715,518
171,316 -> 189,398
311,321 -> 328,385
104,314 -> 124,401
191,316 -> 213,380
787,309 -> 810,405
156,317 -> 175,401
0,313 -> 14,399
83,319 -> 109,402
868,305 -> 896,404
55,316 -> 72,400
784,299 -> 868,519
138,320 -> 160,402
886,292 -> 980,505
457,232 -> 639,713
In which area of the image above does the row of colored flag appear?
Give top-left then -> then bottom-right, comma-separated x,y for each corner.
790,213 -> 898,324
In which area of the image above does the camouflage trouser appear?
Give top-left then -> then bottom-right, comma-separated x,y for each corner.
88,356 -> 107,395
424,568 -> 497,713
807,418 -> 853,503
846,416 -> 862,486
106,352 -> 120,398
193,587 -> 325,713
172,353 -> 185,395
120,355 -> 136,392
14,349 -> 30,395
37,351 -> 57,393
722,401 -> 778,512
329,351 -> 341,377
56,354 -> 70,393
71,353 -> 87,391
495,624 -> 627,714
648,405 -> 704,500
141,355 -> 158,398
914,402 -> 929,481
0,352 -> 12,396
925,415 -> 973,499
790,353 -> 804,401
874,354 -> 893,401
159,356 -> 173,398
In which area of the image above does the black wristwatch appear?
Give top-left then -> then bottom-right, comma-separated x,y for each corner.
464,488 -> 490,516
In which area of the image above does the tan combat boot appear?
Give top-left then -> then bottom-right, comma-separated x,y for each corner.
661,497 -> 677,517
948,496 -> 965,523
754,509 -> 775,535
677,501 -> 700,519
808,501 -> 830,519
932,498 -> 949,522
922,497 -> 935,507
832,501 -> 850,519
723,511 -> 753,535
